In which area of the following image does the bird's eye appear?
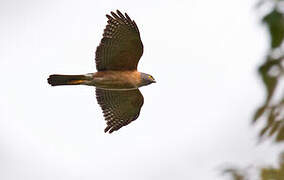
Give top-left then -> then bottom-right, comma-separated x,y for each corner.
148,75 -> 152,80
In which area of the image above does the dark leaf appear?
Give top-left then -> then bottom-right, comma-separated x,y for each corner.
275,126 -> 284,142
268,107 -> 276,124
258,59 -> 279,104
259,125 -> 270,137
253,105 -> 267,122
263,9 -> 284,48
269,121 -> 281,136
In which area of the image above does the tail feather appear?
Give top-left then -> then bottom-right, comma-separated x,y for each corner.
48,74 -> 89,86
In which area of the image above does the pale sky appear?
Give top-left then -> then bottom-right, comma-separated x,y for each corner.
0,0 -> 282,179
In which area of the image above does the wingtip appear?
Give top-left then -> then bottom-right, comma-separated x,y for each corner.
104,125 -> 112,133
110,11 -> 116,16
106,14 -> 112,20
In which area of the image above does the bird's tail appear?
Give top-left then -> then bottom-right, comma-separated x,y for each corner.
47,74 -> 92,86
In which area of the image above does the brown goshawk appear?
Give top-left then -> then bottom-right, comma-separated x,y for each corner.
48,10 -> 155,133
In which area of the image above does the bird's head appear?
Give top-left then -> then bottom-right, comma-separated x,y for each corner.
140,72 -> 156,86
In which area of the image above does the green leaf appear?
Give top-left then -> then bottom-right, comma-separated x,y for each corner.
263,9 -> 284,48
259,125 -> 270,137
258,59 -> 280,104
276,126 -> 284,142
253,105 -> 267,122
269,121 -> 280,136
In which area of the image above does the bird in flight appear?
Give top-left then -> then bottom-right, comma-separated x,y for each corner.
48,10 -> 156,133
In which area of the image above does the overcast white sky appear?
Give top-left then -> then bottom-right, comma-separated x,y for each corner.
0,0 -> 283,179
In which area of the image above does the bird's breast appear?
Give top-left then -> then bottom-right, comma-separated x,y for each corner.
91,71 -> 141,90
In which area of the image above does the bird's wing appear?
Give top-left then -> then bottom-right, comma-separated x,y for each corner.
96,88 -> 144,133
95,10 -> 143,71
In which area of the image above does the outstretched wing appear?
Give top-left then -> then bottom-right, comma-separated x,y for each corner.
95,10 -> 144,71
96,88 -> 144,133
